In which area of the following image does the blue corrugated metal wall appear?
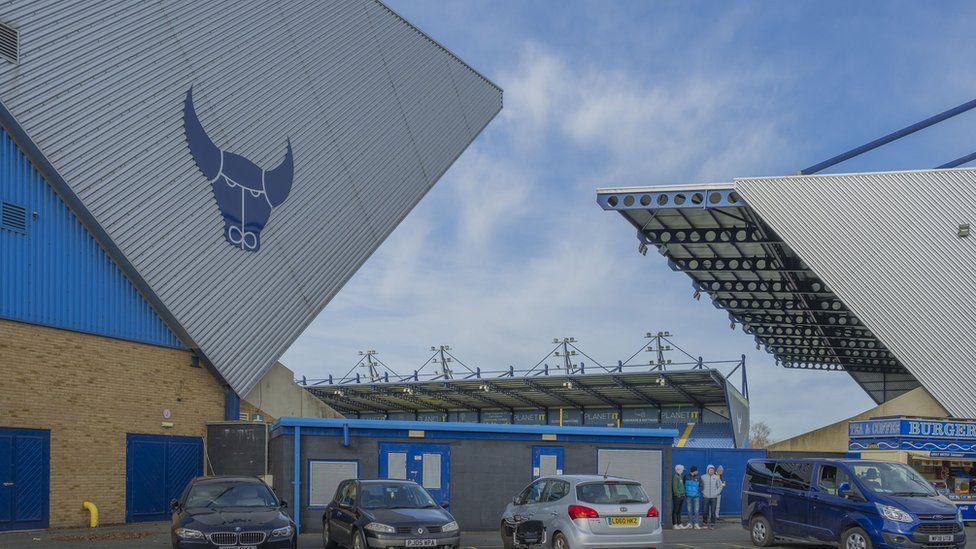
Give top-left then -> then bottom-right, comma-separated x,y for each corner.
0,129 -> 182,347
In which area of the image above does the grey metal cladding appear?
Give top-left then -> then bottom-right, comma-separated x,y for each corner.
736,169 -> 976,417
0,0 -> 502,395
847,371 -> 921,405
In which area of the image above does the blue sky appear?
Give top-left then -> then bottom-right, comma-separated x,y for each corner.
281,1 -> 976,441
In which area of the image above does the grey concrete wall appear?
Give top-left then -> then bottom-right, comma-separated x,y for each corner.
272,433 -> 672,532
244,363 -> 342,420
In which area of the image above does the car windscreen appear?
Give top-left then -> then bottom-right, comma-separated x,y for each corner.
359,483 -> 438,509
850,462 -> 937,496
184,481 -> 278,508
576,481 -> 649,504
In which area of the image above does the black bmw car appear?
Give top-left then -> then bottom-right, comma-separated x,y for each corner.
323,479 -> 460,549
170,476 -> 297,548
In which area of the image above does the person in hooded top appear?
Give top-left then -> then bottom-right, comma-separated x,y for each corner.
683,466 -> 703,529
701,464 -> 724,528
671,464 -> 686,528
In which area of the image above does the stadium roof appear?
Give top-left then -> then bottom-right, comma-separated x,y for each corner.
305,368 -> 734,415
597,168 -> 976,416
0,0 -> 501,395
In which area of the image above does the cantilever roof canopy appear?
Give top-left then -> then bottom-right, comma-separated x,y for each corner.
597,180 -> 924,405
305,369 -> 733,415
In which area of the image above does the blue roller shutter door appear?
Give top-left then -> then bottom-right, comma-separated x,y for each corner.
125,434 -> 203,522
0,427 -> 50,532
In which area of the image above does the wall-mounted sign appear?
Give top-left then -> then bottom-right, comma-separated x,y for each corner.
162,409 -> 172,420
183,88 -> 294,252
850,418 -> 976,440
513,410 -> 546,425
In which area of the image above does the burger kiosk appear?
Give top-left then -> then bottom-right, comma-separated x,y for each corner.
849,416 -> 976,521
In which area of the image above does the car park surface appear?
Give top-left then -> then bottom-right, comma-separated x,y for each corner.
1,522 -> 975,548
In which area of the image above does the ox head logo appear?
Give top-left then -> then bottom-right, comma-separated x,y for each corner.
183,88 -> 294,252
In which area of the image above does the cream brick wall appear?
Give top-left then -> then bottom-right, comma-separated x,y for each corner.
0,318 -> 225,528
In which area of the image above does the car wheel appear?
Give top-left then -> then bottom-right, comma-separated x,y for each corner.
323,520 -> 338,549
500,520 -> 514,549
353,528 -> 367,549
749,515 -> 775,547
842,527 -> 873,549
552,532 -> 570,549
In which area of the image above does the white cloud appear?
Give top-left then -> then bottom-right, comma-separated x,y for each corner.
282,39 -> 874,441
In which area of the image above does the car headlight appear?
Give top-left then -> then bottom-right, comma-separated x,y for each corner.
442,520 -> 459,532
364,522 -> 396,534
876,503 -> 913,523
175,527 -> 205,540
270,525 -> 294,539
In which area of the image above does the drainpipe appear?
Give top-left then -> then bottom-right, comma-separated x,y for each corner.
293,425 -> 301,535
83,501 -> 98,528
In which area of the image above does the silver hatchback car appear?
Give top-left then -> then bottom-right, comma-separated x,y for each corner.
500,475 -> 663,549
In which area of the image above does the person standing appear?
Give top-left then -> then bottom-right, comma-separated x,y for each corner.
683,466 -> 702,529
715,465 -> 727,518
701,464 -> 723,528
671,464 -> 686,528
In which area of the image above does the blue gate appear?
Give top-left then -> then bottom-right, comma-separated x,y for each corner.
672,447 -> 766,517
126,434 -> 203,522
378,443 -> 451,507
0,428 -> 50,532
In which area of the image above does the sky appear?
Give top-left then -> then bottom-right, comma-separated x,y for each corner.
281,0 -> 976,442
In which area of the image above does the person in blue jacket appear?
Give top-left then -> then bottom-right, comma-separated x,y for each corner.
683,465 -> 703,529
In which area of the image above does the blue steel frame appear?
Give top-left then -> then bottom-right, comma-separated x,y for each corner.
306,458 -> 359,510
275,417 -> 677,535
224,388 -> 240,421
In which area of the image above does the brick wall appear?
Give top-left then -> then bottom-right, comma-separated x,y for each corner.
0,318 -> 225,528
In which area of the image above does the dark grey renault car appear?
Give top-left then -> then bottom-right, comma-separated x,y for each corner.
323,479 -> 460,549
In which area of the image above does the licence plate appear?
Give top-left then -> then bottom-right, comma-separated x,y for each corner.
405,540 -> 437,547
608,517 -> 640,527
929,535 -> 953,542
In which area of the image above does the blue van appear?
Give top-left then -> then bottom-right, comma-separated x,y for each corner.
741,458 -> 965,548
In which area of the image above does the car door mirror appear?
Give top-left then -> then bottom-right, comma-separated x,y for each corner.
513,496 -> 521,505
279,500 -> 288,509
838,482 -> 862,501
170,499 -> 181,511
440,501 -> 450,509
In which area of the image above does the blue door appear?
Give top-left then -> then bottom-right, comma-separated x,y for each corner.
378,443 -> 451,506
126,434 -> 203,522
0,428 -> 50,532
532,446 -> 564,479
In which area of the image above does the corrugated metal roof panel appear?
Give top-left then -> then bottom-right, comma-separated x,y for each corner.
0,0 -> 501,394
736,168 -> 976,417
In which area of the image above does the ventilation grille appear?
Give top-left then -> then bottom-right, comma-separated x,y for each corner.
0,22 -> 18,64
1,201 -> 27,232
